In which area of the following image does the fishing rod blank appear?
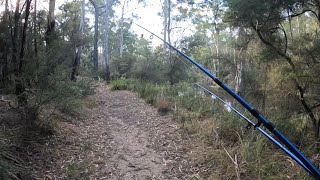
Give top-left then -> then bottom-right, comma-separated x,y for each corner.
133,22 -> 320,178
194,83 -> 314,176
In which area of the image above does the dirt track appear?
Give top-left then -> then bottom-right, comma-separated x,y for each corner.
29,83 -> 214,179
85,83 -> 171,179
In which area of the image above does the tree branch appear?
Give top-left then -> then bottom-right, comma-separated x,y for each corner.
282,9 -> 318,19
254,26 -> 319,137
279,23 -> 288,54
88,0 -> 97,8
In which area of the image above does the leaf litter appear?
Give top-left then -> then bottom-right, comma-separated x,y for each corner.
28,83 -> 216,179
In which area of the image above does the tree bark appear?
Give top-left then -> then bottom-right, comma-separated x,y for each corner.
234,57 -> 245,97
19,0 -> 32,73
163,0 -> 168,50
71,0 -> 85,81
14,0 -> 32,105
33,0 -> 38,55
104,0 -> 110,81
45,0 -> 56,46
89,0 -> 99,71
167,0 -> 171,62
4,0 -> 9,20
2,0 -> 9,85
12,0 -> 21,74
167,0 -> 171,44
119,0 -> 126,58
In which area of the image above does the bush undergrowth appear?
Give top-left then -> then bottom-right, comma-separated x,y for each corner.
0,68 -> 95,178
111,78 -> 313,179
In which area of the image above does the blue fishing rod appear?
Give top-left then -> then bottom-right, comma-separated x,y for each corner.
193,83 -> 314,176
133,23 -> 320,178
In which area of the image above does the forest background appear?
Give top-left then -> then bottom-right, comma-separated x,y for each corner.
1,0 -> 320,179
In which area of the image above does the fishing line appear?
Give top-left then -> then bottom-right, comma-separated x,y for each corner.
133,22 -> 320,178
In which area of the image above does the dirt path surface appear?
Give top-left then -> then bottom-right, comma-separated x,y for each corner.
86,84 -> 171,179
29,83 -> 214,179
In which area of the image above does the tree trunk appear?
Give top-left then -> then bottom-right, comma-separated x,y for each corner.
167,0 -> 171,44
19,0 -> 32,73
166,0 -> 174,84
212,40 -> 219,77
212,13 -> 220,78
15,0 -> 32,105
119,0 -> 126,58
89,0 -> 99,71
104,0 -> 110,81
167,0 -> 171,62
12,0 -> 21,75
234,29 -> 250,97
234,57 -> 245,97
2,0 -> 9,85
93,8 -> 99,71
71,0 -> 85,81
33,0 -> 38,55
45,0 -> 56,46
4,0 -> 9,21
163,0 -> 168,50
262,64 -> 268,114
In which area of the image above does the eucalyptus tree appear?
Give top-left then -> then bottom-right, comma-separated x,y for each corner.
176,0 -> 234,79
71,0 -> 86,81
46,0 -> 56,46
19,0 -> 32,73
33,0 -> 38,55
11,0 -> 32,104
0,0 -> 10,85
118,0 -> 127,58
89,0 -> 100,71
225,0 -> 320,138
104,0 -> 111,81
12,0 -> 21,76
116,0 -> 145,58
163,0 -> 171,45
163,0 -> 172,60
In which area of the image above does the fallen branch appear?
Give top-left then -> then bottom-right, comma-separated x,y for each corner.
223,147 -> 241,180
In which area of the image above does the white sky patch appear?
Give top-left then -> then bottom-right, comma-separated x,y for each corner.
55,0 -> 165,46
114,0 -> 164,46
113,0 -> 195,47
56,0 -> 68,8
1,0 -> 195,47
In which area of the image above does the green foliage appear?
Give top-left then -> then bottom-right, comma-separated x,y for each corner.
113,79 -> 214,115
168,83 -> 213,116
111,78 -> 130,90
130,55 -> 169,83
110,76 -> 314,178
21,56 -> 94,127
1,0 -> 319,178
136,82 -> 163,104
225,0 -> 275,26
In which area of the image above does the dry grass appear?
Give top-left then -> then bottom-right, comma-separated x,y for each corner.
155,96 -> 171,115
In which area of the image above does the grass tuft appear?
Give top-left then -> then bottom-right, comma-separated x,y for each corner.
155,96 -> 171,115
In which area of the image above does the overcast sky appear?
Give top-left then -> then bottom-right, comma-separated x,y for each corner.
55,0 -> 165,45
1,0 -> 195,46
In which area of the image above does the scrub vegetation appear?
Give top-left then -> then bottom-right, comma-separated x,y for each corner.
0,0 -> 319,179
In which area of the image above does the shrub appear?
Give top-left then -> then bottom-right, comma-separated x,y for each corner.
111,78 -> 129,90
155,96 -> 171,115
18,65 -> 95,130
